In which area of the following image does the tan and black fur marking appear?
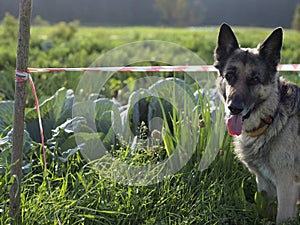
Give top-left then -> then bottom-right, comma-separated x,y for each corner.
215,23 -> 300,222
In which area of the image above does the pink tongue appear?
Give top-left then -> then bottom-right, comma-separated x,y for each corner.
226,115 -> 243,136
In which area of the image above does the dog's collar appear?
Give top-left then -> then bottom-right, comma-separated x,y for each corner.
245,115 -> 273,137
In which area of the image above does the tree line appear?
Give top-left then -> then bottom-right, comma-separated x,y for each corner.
0,0 -> 300,28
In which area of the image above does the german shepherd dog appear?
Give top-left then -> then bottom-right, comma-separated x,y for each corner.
214,23 -> 300,222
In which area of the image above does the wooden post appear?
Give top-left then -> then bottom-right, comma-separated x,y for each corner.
9,0 -> 32,222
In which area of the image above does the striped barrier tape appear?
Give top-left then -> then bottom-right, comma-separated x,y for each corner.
27,64 -> 300,73
15,70 -> 46,170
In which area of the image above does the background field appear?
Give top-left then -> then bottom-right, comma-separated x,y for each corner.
1,23 -> 300,102
0,23 -> 300,224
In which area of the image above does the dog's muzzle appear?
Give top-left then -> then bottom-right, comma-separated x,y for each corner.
228,101 -> 244,115
226,98 -> 252,136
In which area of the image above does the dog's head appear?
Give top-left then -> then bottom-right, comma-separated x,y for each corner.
214,23 -> 283,136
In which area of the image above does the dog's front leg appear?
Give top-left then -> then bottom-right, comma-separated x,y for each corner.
276,176 -> 299,222
256,174 -> 276,198
255,174 -> 277,220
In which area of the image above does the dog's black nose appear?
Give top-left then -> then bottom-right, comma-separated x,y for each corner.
228,102 -> 244,115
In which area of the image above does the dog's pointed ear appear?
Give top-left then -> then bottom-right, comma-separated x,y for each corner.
214,23 -> 239,70
259,27 -> 283,68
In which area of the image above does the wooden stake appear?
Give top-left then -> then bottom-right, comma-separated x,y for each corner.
9,0 -> 32,222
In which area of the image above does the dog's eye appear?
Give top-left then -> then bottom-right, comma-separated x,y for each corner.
224,72 -> 236,84
248,76 -> 260,85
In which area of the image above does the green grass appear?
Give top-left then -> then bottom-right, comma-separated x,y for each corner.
0,25 -> 300,224
2,147 -> 260,225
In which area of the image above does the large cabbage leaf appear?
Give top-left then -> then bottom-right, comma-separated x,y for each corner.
0,101 -> 14,136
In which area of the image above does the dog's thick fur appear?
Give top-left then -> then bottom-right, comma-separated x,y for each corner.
214,23 -> 300,222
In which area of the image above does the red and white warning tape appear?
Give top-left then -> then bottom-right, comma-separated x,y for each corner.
15,70 -> 46,171
277,64 -> 300,72
27,64 -> 300,73
27,66 -> 217,73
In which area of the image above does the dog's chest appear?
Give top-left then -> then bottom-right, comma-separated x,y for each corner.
233,136 -> 276,183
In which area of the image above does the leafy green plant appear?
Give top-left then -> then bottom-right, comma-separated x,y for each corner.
32,15 -> 50,27
0,101 -> 14,135
292,3 -> 300,31
0,77 -> 198,171
50,21 -> 80,41
0,12 -> 18,41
